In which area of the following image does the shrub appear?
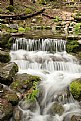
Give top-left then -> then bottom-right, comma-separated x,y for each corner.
74,23 -> 81,35
6,5 -> 14,12
66,40 -> 79,53
18,27 -> 25,32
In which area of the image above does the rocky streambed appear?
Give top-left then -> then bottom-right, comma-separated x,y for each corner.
0,34 -> 81,121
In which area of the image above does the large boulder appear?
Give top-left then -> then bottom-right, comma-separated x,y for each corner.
0,50 -> 10,63
0,98 -> 13,121
70,78 -> 81,101
47,102 -> 64,116
0,62 -> 18,85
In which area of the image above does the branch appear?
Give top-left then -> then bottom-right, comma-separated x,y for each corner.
0,8 -> 45,20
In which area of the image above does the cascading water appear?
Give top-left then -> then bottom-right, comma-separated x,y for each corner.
10,38 -> 81,121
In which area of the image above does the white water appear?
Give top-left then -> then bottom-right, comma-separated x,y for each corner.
10,38 -> 81,121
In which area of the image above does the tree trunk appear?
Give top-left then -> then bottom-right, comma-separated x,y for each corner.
10,0 -> 13,6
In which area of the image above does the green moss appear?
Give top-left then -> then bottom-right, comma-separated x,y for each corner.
70,79 -> 81,100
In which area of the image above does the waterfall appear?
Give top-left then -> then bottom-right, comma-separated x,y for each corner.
10,38 -> 81,121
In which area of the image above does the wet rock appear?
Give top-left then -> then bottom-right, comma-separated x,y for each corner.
63,115 -> 81,121
13,106 -> 22,121
0,98 -> 13,121
70,78 -> 81,100
10,73 -> 41,93
0,50 -> 10,63
19,100 -> 37,112
47,102 -> 64,116
0,62 -> 18,85
53,88 -> 71,104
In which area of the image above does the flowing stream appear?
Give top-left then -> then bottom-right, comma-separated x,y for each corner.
10,38 -> 81,121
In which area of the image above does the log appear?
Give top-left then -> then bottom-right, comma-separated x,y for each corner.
0,8 -> 45,20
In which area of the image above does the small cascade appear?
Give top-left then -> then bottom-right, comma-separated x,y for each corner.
10,38 -> 81,121
10,38 -> 81,73
12,38 -> 66,52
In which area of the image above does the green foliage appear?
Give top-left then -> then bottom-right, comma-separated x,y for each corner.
25,27 -> 31,32
6,5 -> 14,12
27,89 -> 39,102
66,40 -> 79,53
38,0 -> 46,5
76,12 -> 81,17
54,16 -> 60,22
70,80 -> 81,99
26,81 -> 39,102
25,8 -> 33,14
74,23 -> 81,35
7,28 -> 18,33
18,27 -> 25,32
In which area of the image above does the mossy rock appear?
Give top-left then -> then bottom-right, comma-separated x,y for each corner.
0,98 -> 13,121
0,34 -> 13,49
47,102 -> 64,116
4,93 -> 19,106
0,50 -> 10,63
70,78 -> 81,100
0,62 -> 18,85
10,73 -> 41,93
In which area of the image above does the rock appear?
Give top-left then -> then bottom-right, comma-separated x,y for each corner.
0,98 -> 13,121
10,73 -> 41,93
51,87 -> 72,104
0,33 -> 12,49
70,78 -> 81,100
13,106 -> 22,121
4,92 -> 19,106
32,19 -> 36,23
0,62 -> 18,85
0,50 -> 10,63
47,102 -> 64,116
19,99 -> 37,112
9,24 -> 18,30
71,115 -> 81,121
63,115 -> 81,121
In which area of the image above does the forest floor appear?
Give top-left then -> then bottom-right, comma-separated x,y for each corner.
0,0 -> 81,37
